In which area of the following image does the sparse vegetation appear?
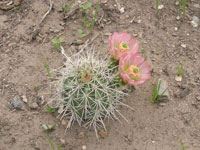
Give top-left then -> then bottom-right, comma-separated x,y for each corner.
150,80 -> 167,104
179,0 -> 187,16
51,37 -> 63,51
46,136 -> 62,150
78,29 -> 87,38
44,61 -> 52,79
177,61 -> 184,76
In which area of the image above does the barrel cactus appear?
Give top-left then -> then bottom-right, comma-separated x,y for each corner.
53,48 -> 129,136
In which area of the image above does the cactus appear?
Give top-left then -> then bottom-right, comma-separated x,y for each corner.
52,47 -> 130,136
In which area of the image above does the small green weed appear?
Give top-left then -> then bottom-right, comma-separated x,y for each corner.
44,61 -> 52,79
45,107 -> 57,113
46,136 -> 62,150
156,0 -> 159,15
78,29 -> 87,38
150,80 -> 167,104
51,37 -> 63,51
80,1 -> 99,30
178,0 -> 187,16
180,141 -> 186,150
177,61 -> 184,76
80,2 -> 92,14
62,0 -> 74,12
34,86 -> 40,92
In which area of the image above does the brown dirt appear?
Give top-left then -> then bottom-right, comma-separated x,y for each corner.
0,0 -> 200,150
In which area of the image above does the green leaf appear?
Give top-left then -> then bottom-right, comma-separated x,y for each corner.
45,107 -> 57,113
51,38 -> 57,44
78,29 -> 83,34
46,136 -> 55,150
80,2 -> 92,10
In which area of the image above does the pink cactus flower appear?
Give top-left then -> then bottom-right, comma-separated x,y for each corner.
119,53 -> 151,86
109,32 -> 139,60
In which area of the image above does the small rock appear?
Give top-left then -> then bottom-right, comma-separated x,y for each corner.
82,145 -> 87,150
158,5 -> 164,10
175,75 -> 182,82
191,21 -> 198,27
61,119 -> 68,126
195,96 -> 200,101
22,95 -> 28,103
11,96 -> 23,110
119,7 -> 125,14
174,27 -> 178,31
191,16 -> 199,27
137,19 -> 141,24
157,79 -> 169,98
98,129 -> 108,138
176,16 -> 180,20
29,102 -> 39,110
181,44 -> 186,48
175,1 -> 179,6
60,138 -> 66,145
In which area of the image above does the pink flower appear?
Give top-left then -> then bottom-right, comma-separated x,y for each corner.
109,32 -> 139,60
119,53 -> 151,86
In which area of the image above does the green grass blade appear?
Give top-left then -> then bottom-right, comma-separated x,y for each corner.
90,1 -> 99,30
46,136 -> 55,150
156,0 -> 159,15
183,0 -> 186,16
44,61 -> 52,78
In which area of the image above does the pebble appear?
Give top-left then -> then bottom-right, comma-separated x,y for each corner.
82,145 -> 87,150
60,138 -> 66,145
174,27 -> 178,31
175,1 -> 179,6
11,95 -> 23,110
191,16 -> 199,27
119,7 -> 125,14
175,75 -> 182,82
137,19 -> 141,24
196,96 -> 200,101
158,5 -> 164,10
29,102 -> 39,110
181,44 -> 186,48
176,16 -> 180,20
22,95 -> 28,103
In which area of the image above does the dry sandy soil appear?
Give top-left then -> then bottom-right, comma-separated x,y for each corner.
0,0 -> 200,150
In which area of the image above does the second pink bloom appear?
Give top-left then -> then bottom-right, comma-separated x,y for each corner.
109,32 -> 139,60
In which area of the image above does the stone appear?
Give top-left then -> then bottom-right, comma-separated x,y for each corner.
11,95 -> 23,110
158,5 -> 164,10
195,96 -> 200,101
191,16 -> 199,27
181,44 -> 186,48
175,75 -> 182,82
82,145 -> 87,150
29,102 -> 39,110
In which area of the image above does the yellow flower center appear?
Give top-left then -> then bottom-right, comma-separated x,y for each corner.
127,65 -> 140,81
119,42 -> 129,52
